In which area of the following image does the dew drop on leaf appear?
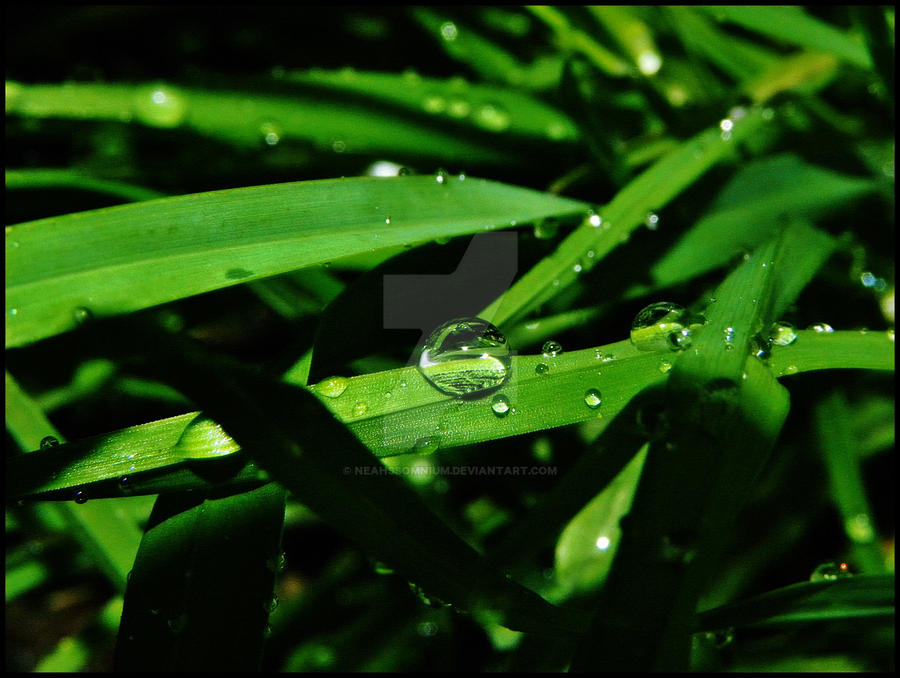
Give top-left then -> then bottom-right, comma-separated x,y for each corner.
40,435 -> 60,449
314,376 -> 349,398
541,340 -> 562,358
583,389 -> 602,409
491,393 -> 511,417
630,302 -> 689,352
417,318 -> 511,397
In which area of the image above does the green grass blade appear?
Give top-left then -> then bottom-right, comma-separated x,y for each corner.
483,106 -> 769,328
815,390 -> 887,574
769,330 -> 895,376
647,155 -> 873,291
5,370 -> 145,590
6,168 -> 165,203
6,176 -> 588,348
702,6 -> 872,69
696,574 -> 893,629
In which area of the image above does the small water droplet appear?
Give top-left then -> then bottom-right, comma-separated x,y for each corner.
314,376 -> 349,398
435,168 -> 449,184
259,120 -> 282,146
587,210 -> 603,228
535,362 -> 549,375
583,389 -> 602,409
491,393 -> 511,417
644,212 -> 660,230
74,491 -> 88,504
707,627 -> 736,649
384,391 -> 392,399
783,364 -> 798,375
417,317 -> 511,397
384,216 -> 392,225
414,436 -> 441,454
809,561 -> 852,582
352,401 -> 368,417
541,340 -> 562,358
119,476 -> 134,495
134,84 -> 187,128
808,322 -> 834,333
440,21 -> 458,41
533,218 -> 558,240
417,620 -> 439,637
769,321 -> 798,346
73,307 -> 93,325
40,435 -> 60,449
265,594 -> 279,614
472,102 -> 511,132
658,359 -> 673,373
630,302 -> 689,352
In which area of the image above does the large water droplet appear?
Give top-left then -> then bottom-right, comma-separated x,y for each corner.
630,302 -> 689,352
314,376 -> 349,398
417,318 -> 511,397
535,362 -> 549,375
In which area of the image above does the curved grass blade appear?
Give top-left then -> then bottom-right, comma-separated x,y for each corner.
6,176 -> 588,348
696,574 -> 893,630
6,168 -> 165,203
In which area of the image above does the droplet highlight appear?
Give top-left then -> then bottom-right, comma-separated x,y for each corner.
417,318 -> 511,397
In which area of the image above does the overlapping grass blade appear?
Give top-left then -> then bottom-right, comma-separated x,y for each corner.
572,228 -> 807,670
696,574 -> 894,629
701,6 -> 872,69
5,370 -> 146,589
115,483 -> 286,671
483,106 -> 769,328
105,324 -> 591,636
6,175 -> 588,348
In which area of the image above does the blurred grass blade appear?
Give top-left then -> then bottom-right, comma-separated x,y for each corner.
5,168 -> 165,203
6,176 -> 587,348
483,106 -> 769,328
115,483 -> 286,671
702,6 -> 872,69
815,390 -> 886,574
647,155 -> 872,292
697,574 -> 894,629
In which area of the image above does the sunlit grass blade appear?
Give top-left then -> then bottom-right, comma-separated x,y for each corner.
769,330 -> 895,376
483,106 -> 769,328
6,176 -> 588,348
701,6 -> 872,69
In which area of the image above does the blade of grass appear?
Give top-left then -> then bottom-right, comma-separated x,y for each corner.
5,370 -> 146,590
6,175 -> 588,348
5,168 -> 165,203
696,574 -> 894,630
815,390 -> 887,574
115,483 -> 286,671
483,105 -> 770,328
571,228 -> 805,670
701,6 -> 872,69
